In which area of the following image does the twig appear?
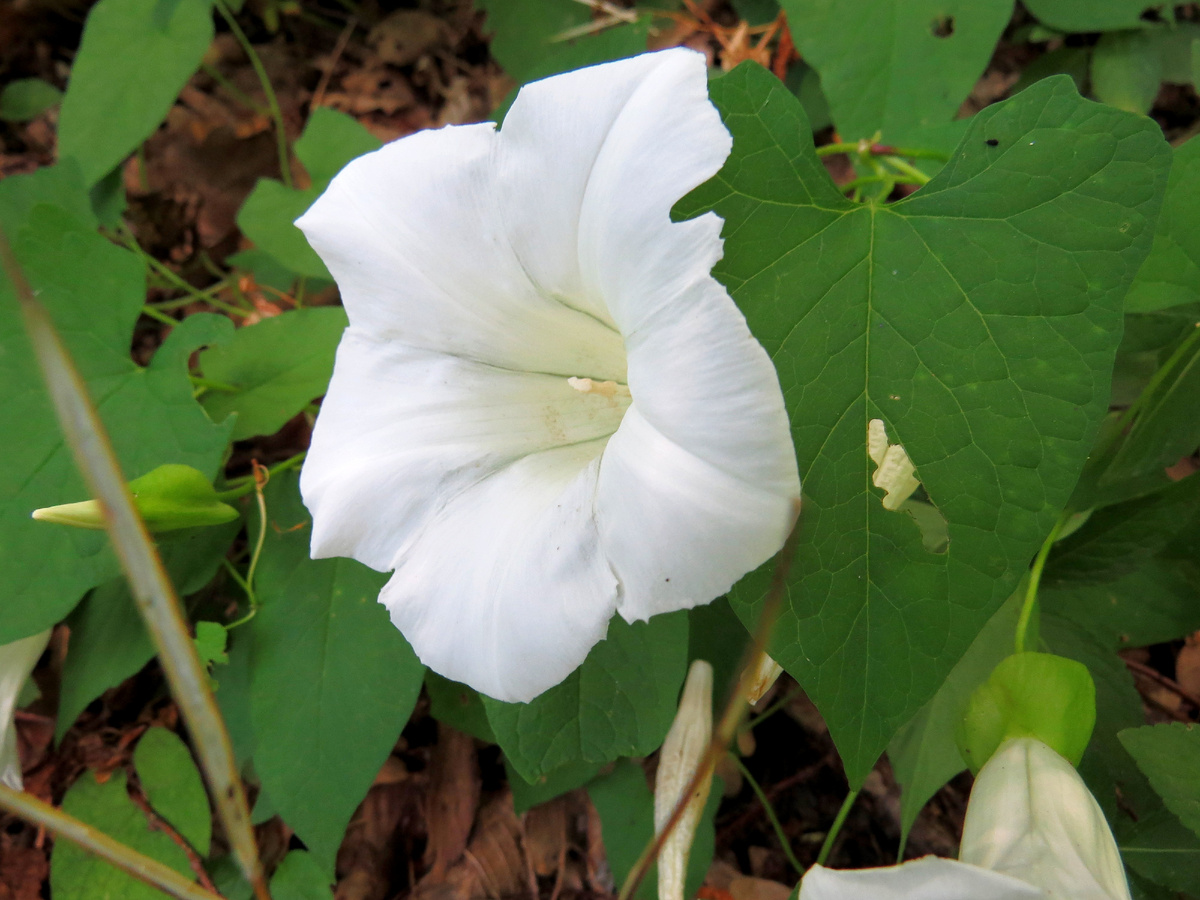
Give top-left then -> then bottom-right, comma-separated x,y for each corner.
311,16 -> 357,111
1124,657 -> 1200,711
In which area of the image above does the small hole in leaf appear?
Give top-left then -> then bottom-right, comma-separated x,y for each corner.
868,419 -> 949,554
1139,6 -> 1165,22
931,15 -> 954,37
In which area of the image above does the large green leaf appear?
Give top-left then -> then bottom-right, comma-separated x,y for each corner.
1121,723 -> 1200,842
1127,137 -> 1200,313
50,769 -> 193,900
0,174 -> 233,644
779,0 -> 1012,147
887,586 -> 1024,843
1121,807 -> 1200,897
57,0 -> 213,186
199,307 -> 347,440
249,472 -> 424,876
680,66 -> 1169,784
482,612 -> 688,783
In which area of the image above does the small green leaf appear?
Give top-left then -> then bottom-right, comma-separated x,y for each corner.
199,307 -> 348,440
294,107 -> 382,183
1091,30 -> 1163,115
957,652 -> 1096,772
133,726 -> 212,855
779,0 -> 1012,147
482,612 -> 688,783
0,78 -> 62,122
237,182 -> 327,279
194,621 -> 229,667
238,109 -> 382,280
683,66 -> 1169,784
1120,723 -> 1200,842
269,851 -> 332,900
57,0 -> 214,186
1127,137 -> 1200,313
249,472 -> 424,875
50,769 -> 193,900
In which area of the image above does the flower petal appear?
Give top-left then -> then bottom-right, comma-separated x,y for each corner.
301,330 -> 628,571
798,859 -> 1046,900
1,629 -> 51,790
495,49 -> 724,330
960,737 -> 1132,900
598,279 -> 800,622
295,123 -> 625,381
379,442 -> 618,702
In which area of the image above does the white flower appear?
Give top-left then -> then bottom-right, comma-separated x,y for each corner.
655,659 -> 714,900
1,629 -> 51,790
295,49 -> 800,702
797,738 -> 1131,900
960,737 -> 1132,900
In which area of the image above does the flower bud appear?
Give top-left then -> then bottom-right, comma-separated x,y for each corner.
960,736 -> 1132,900
32,464 -> 238,533
655,659 -> 714,900
957,652 -> 1095,774
744,651 -> 784,706
1,629 -> 52,790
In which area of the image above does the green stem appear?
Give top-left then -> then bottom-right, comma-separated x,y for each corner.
200,61 -> 268,114
816,142 -> 950,161
1014,511 -> 1070,654
730,755 -> 805,875
1115,323 -> 1200,436
0,786 -> 224,900
815,790 -> 858,867
742,686 -> 803,733
189,375 -> 240,394
883,156 -> 931,186
141,305 -> 179,327
214,0 -> 292,188
217,451 -> 307,499
0,229 -> 271,900
223,470 -> 271,630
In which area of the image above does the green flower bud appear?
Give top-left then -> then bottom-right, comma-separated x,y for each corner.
31,464 -> 238,533
957,651 -> 1096,774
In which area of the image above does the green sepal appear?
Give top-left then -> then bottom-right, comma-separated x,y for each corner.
957,651 -> 1096,774
32,463 -> 238,533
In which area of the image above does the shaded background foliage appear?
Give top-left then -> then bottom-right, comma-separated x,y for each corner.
2,0 -> 1200,899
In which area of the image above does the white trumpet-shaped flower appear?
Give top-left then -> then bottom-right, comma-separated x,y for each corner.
296,50 -> 800,702
1,629 -> 51,790
797,738 -> 1131,900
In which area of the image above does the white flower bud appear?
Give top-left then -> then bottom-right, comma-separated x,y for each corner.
744,651 -> 784,706
655,659 -> 714,900
0,629 -> 52,790
960,737 -> 1132,900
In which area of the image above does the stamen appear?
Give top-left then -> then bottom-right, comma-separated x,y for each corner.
568,376 -> 627,399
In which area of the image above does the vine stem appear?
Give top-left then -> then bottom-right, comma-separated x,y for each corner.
730,755 -> 806,875
1014,511 -> 1069,654
815,790 -> 858,867
213,0 -> 293,188
0,785 -> 225,900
